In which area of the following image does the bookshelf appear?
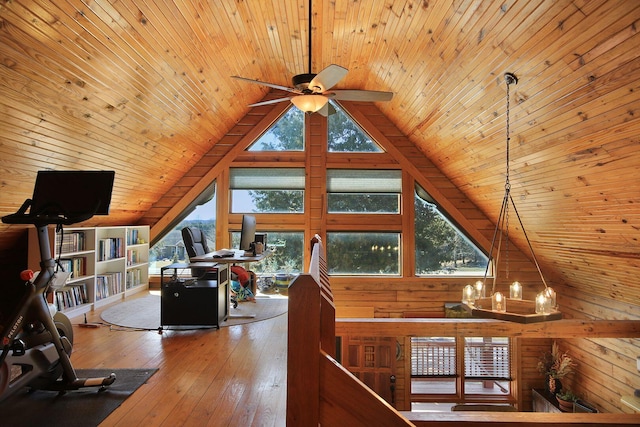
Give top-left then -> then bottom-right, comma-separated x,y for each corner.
28,225 -> 149,318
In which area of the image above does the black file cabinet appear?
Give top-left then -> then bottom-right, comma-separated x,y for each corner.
160,263 -> 229,329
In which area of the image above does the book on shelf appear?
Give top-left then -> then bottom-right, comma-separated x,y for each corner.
98,237 -> 124,261
96,272 -> 123,300
54,282 -> 88,311
126,249 -> 138,265
58,257 -> 86,278
126,268 -> 142,289
55,231 -> 86,253
127,228 -> 141,245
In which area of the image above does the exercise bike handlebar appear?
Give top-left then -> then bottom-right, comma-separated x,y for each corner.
2,199 -> 96,226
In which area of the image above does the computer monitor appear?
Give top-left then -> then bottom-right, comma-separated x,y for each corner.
30,170 -> 115,217
239,214 -> 256,251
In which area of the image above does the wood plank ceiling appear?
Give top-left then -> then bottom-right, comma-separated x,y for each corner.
0,1 -> 638,308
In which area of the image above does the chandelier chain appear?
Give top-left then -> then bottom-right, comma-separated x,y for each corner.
505,76 -> 511,190
505,75 -> 512,278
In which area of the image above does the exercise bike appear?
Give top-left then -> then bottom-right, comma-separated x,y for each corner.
0,170 -> 117,402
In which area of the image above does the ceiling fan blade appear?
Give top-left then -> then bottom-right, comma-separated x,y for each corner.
315,102 -> 337,117
328,89 -> 394,102
231,76 -> 299,94
248,97 -> 292,107
316,103 -> 329,117
308,64 -> 348,93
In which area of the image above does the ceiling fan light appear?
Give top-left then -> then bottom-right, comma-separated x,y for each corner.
291,94 -> 328,113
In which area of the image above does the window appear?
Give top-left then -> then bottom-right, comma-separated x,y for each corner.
230,168 -> 305,213
415,184 -> 489,276
149,183 -> 216,275
411,336 -> 512,402
411,337 -> 457,395
326,232 -> 400,275
231,231 -> 304,275
464,337 -> 511,396
247,107 -> 304,151
230,230 -> 303,294
328,102 -> 383,152
327,169 -> 401,213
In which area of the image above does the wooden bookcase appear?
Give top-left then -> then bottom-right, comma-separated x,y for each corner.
28,225 -> 149,318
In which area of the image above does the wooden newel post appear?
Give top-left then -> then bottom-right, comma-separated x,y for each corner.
287,273 -> 322,426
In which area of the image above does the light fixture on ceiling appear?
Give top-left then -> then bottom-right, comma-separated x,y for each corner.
290,94 -> 328,113
461,72 -> 561,323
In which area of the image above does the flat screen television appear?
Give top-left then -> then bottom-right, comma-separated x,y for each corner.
239,214 -> 256,251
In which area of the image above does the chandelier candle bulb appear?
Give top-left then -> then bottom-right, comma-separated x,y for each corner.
462,285 -> 475,304
544,287 -> 557,309
510,281 -> 522,300
475,280 -> 485,299
536,292 -> 551,314
492,292 -> 506,312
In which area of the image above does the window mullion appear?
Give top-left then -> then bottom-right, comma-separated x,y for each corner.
457,337 -> 465,399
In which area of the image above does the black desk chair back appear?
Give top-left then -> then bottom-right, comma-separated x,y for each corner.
182,227 -> 211,278
182,227 -> 210,258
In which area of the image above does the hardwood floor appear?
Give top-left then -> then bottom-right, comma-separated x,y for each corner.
72,292 -> 287,426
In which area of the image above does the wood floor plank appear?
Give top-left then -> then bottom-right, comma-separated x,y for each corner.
225,319 -> 287,427
69,292 -> 288,426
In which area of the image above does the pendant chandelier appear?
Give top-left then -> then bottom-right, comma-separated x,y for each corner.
461,72 -> 562,323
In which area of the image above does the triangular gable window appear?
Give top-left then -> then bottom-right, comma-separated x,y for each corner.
415,183 -> 489,276
327,101 -> 383,152
247,107 -> 304,151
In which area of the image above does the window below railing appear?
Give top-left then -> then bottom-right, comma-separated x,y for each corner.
411,336 -> 512,403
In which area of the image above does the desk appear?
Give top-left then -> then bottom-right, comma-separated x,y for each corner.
190,251 -> 269,264
160,262 -> 229,329
190,251 -> 270,302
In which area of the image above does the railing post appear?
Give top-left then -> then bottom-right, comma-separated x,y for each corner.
287,274 -> 321,427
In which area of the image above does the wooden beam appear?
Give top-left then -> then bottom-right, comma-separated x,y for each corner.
336,318 -> 640,338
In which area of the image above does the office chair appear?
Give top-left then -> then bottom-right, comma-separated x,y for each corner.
182,227 -> 210,259
182,227 -> 212,278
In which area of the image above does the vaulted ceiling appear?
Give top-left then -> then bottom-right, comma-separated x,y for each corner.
1,1 -> 638,307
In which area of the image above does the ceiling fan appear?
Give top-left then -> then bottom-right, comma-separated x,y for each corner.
231,1 -> 393,116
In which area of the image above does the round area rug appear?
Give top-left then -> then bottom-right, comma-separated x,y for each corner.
100,292 -> 287,330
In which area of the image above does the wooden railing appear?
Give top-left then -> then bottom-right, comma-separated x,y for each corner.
286,236 -> 414,426
287,236 -> 640,426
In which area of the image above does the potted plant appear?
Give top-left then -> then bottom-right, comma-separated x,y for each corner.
556,389 -> 578,412
537,341 -> 576,394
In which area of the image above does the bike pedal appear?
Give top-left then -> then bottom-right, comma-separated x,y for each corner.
78,322 -> 100,328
